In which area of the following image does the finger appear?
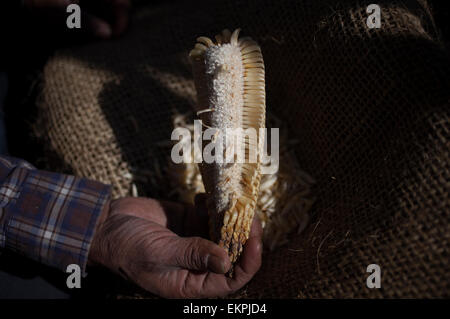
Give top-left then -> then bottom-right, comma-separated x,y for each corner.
249,214 -> 263,239
82,11 -> 112,39
173,270 -> 234,298
109,0 -> 131,36
170,237 -> 231,274
227,217 -> 263,291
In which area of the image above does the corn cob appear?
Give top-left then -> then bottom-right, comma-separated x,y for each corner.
189,29 -> 266,267
164,113 -> 316,253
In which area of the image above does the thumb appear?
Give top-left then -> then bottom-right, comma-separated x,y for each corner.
81,11 -> 112,39
171,237 -> 231,274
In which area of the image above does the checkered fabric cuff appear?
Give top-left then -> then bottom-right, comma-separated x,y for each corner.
0,156 -> 111,276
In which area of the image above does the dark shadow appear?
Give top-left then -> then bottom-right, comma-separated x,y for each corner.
0,251 -> 71,299
0,249 -> 129,299
242,0 -> 450,298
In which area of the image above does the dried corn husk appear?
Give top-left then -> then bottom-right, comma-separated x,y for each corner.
189,29 -> 266,266
165,112 -> 316,252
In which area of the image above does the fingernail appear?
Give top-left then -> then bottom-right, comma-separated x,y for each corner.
208,255 -> 228,274
95,23 -> 112,39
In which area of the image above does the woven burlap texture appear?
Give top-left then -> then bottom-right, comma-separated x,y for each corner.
35,0 -> 449,298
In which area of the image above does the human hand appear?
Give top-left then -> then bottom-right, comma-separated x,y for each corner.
23,0 -> 131,39
88,195 -> 263,298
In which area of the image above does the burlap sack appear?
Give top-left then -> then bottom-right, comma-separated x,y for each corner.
34,0 -> 449,298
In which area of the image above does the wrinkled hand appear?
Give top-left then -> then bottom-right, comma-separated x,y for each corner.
88,195 -> 263,298
23,0 -> 131,39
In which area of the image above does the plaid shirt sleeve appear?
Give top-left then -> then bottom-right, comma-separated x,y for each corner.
0,155 -> 111,276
